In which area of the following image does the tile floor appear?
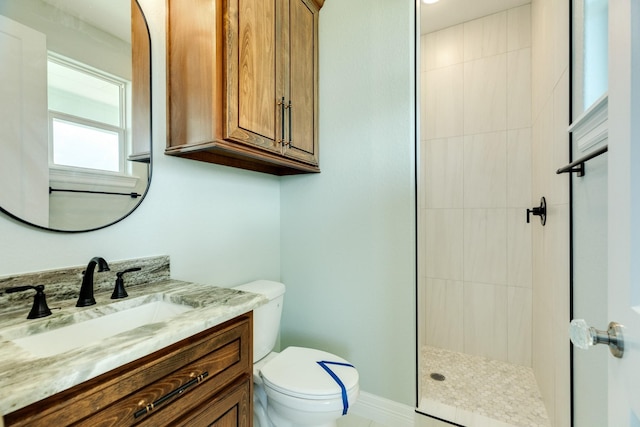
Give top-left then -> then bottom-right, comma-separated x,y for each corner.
338,413 -> 451,427
339,345 -> 550,427
419,346 -> 549,427
337,414 -> 388,427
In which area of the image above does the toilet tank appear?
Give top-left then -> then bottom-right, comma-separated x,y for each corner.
233,280 -> 285,362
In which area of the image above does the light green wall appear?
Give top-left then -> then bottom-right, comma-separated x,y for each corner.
280,0 -> 417,405
0,0 -> 281,287
0,0 -> 417,407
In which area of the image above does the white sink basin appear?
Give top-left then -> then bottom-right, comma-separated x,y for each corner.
11,300 -> 193,358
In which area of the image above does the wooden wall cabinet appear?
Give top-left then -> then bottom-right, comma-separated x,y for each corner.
4,313 -> 253,427
166,0 -> 324,176
129,0 -> 152,163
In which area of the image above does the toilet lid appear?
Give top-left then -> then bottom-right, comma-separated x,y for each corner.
260,347 -> 359,399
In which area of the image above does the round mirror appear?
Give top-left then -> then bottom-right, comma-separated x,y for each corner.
0,0 -> 151,232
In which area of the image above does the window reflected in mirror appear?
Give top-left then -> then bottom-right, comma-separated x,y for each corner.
48,55 -> 128,174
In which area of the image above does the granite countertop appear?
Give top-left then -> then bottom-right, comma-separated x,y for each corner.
0,257 -> 266,417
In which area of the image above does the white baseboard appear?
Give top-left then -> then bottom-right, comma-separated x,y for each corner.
349,391 -> 415,427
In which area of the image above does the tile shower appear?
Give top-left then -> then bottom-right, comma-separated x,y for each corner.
417,4 -> 551,426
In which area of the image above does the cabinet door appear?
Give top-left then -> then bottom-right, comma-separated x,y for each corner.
225,0 -> 283,154
283,0 -> 319,165
175,378 -> 251,427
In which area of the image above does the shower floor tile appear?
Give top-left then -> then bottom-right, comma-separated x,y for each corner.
419,346 -> 550,427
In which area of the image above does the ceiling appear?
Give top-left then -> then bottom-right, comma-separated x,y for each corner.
420,0 -> 531,34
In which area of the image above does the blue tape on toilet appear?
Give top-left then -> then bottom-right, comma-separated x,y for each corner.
316,361 -> 355,415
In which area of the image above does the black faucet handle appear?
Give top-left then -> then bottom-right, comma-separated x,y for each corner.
117,267 -> 142,278
111,267 -> 141,299
6,285 -> 39,294
5,285 -> 52,319
526,197 -> 547,226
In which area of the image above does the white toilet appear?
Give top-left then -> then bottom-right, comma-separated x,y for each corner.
234,280 -> 359,427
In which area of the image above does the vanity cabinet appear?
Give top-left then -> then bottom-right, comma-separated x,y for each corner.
165,0 -> 324,176
4,313 -> 253,427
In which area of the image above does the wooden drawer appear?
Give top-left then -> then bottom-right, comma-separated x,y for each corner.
170,377 -> 251,427
4,313 -> 253,427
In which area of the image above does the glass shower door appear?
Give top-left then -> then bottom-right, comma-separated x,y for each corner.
569,139 -> 608,426
569,0 -> 609,424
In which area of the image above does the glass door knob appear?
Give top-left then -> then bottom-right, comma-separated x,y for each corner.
569,319 -> 624,358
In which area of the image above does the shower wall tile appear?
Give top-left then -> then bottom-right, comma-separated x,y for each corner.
507,128 -> 532,208
422,33 -> 435,72
531,0 -> 571,421
418,276 -> 428,348
463,132 -> 507,208
508,286 -> 532,366
463,282 -> 508,361
532,96 -> 554,199
507,48 -> 532,129
507,4 -> 531,51
507,208 -> 533,288
463,18 -> 484,62
552,0 -> 570,101
554,325 -> 571,427
463,12 -> 507,61
552,69 -> 570,205
424,64 -> 464,139
531,209 -> 549,317
424,278 -> 464,352
532,275 -> 555,424
420,4 -> 534,372
463,55 -> 507,134
418,207 -> 427,275
424,137 -> 464,209
546,204 -> 570,322
549,204 -> 570,427
463,209 -> 508,285
419,139 -> 427,210
424,209 -> 464,281
424,25 -> 464,71
531,0 -> 556,122
420,71 -> 429,140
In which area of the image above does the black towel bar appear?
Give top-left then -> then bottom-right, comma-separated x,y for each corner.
556,145 -> 608,177
49,187 -> 141,198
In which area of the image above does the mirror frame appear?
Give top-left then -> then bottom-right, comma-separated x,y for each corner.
0,0 -> 152,233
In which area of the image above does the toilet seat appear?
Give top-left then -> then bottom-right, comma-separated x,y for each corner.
260,347 -> 359,400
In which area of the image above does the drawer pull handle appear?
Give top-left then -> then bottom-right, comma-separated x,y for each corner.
134,371 -> 209,419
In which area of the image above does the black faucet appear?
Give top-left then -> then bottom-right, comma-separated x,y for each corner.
5,285 -> 52,319
76,257 -> 110,307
